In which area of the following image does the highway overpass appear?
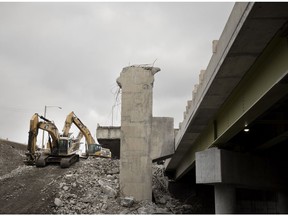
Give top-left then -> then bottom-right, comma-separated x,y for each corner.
165,2 -> 288,214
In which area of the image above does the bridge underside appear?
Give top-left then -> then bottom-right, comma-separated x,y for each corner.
165,3 -> 288,213
165,2 -> 288,181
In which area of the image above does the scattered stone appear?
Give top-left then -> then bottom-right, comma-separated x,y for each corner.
59,182 -> 65,188
119,209 -> 130,214
101,203 -> 108,211
106,174 -> 114,180
155,207 -> 171,214
137,205 -> 155,214
158,195 -> 169,204
102,195 -> 108,204
63,186 -> 69,191
120,196 -> 134,207
81,198 -> 93,203
101,184 -> 117,198
107,167 -> 119,175
54,198 -> 62,207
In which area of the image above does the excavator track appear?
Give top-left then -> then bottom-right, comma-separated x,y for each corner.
60,154 -> 79,168
35,155 -> 48,167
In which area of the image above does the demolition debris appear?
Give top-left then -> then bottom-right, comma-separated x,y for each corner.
52,157 -> 195,214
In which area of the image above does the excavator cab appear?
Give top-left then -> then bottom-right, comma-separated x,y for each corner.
87,143 -> 101,154
87,143 -> 112,158
58,136 -> 81,156
58,137 -> 71,155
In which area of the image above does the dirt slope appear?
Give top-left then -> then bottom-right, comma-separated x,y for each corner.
0,140 -> 70,214
0,165 -> 69,214
0,139 -> 26,176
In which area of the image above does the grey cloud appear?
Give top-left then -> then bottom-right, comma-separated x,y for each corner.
0,2 -> 234,143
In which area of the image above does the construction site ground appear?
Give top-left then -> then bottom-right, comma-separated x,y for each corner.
0,139 -> 200,214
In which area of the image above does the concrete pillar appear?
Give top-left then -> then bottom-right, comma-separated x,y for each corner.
278,192 -> 288,213
214,184 -> 236,214
116,65 -> 160,201
196,148 -> 288,213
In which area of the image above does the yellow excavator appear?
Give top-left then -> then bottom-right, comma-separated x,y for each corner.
24,113 -> 81,168
62,111 -> 111,158
25,112 -> 111,168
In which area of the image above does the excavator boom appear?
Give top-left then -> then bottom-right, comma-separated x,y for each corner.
63,112 -> 111,158
63,112 -> 96,144
25,113 -> 40,164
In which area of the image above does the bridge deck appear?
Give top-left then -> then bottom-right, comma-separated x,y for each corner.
165,2 -> 288,180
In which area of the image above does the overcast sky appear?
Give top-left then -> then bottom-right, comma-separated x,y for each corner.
0,2 -> 234,145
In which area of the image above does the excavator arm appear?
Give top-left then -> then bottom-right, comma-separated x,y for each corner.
62,112 -> 74,137
25,113 -> 61,165
76,131 -> 84,141
38,121 -> 61,155
38,121 -> 60,146
63,112 -> 96,143
62,111 -> 111,158
25,113 -> 40,164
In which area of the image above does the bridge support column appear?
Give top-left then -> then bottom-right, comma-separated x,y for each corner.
116,66 -> 159,201
116,65 -> 174,201
117,65 -> 175,202
278,192 -> 288,213
214,185 -> 236,214
196,148 -> 288,213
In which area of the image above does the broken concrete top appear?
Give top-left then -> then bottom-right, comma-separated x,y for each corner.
125,65 -> 161,74
116,65 -> 160,88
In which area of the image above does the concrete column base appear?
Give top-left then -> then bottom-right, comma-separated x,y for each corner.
214,184 -> 236,214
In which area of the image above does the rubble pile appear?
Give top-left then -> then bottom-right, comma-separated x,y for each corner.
151,164 -> 195,214
52,157 -> 195,214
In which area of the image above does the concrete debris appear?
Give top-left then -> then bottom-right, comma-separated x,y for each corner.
51,157 -> 196,214
137,206 -> 152,214
63,186 -> 69,191
107,167 -> 119,175
120,196 -> 134,207
99,181 -> 117,198
54,198 -> 62,207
